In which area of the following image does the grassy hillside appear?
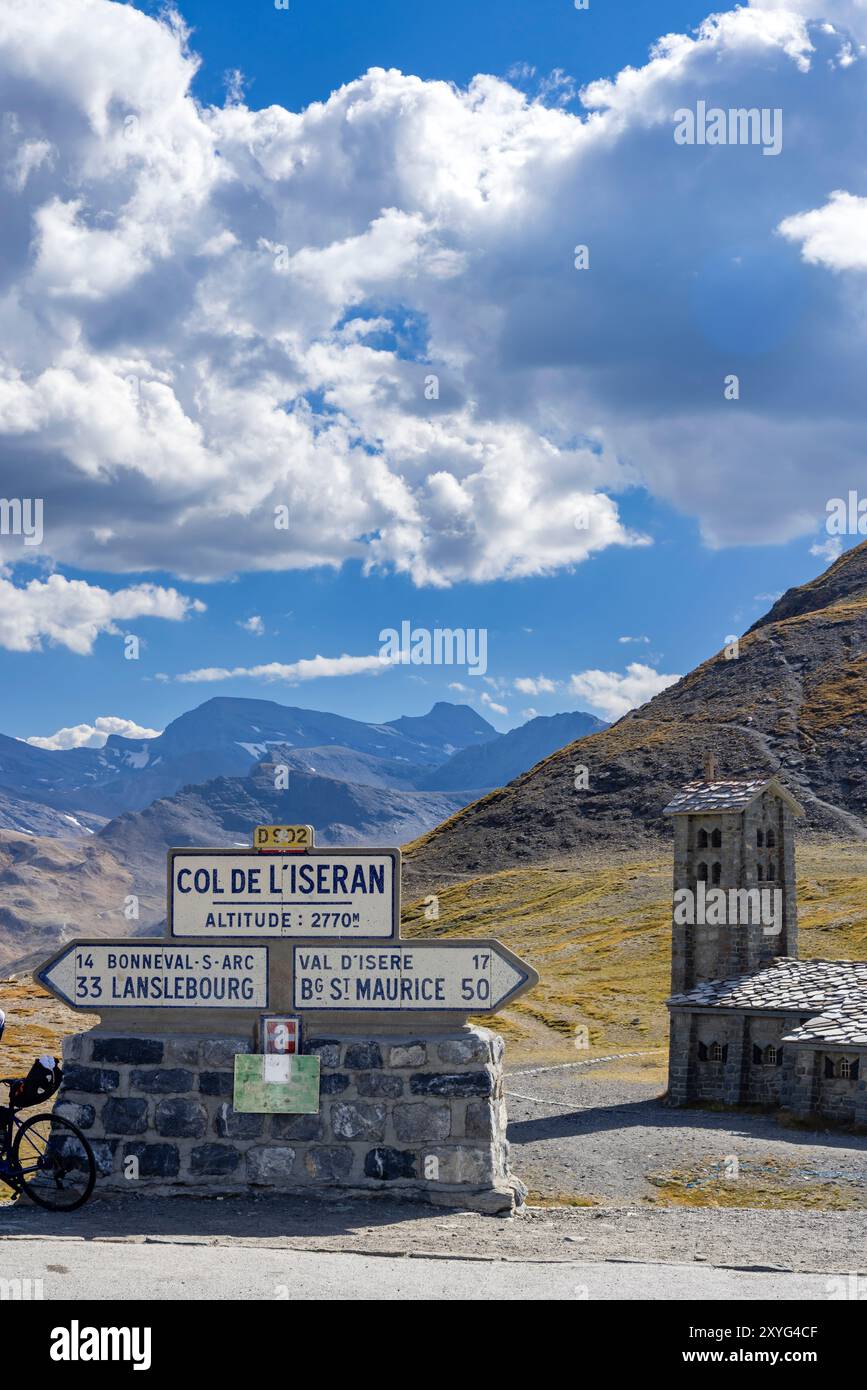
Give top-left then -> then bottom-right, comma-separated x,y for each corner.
403,837 -> 867,1065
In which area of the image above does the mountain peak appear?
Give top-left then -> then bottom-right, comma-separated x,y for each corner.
748,539 -> 867,633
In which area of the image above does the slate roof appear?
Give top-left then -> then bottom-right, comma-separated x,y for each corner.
662,776 -> 804,817
668,957 -> 867,1047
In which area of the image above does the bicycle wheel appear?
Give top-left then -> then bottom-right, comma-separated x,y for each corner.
12,1112 -> 96,1211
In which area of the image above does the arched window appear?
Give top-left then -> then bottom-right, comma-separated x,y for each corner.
766,829 -> 776,848
711,862 -> 721,885
711,828 -> 722,848
757,863 -> 764,881
757,829 -> 764,848
825,1055 -> 860,1081
697,828 -> 709,848
697,862 -> 708,882
767,862 -> 775,880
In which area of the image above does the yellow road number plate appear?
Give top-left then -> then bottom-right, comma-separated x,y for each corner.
254,824 -> 314,850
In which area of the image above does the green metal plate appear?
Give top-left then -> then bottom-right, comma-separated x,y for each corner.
233,1053 -> 321,1113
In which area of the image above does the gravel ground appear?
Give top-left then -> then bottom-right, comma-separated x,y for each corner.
506,1058 -> 867,1204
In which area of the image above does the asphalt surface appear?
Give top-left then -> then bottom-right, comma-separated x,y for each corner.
0,1237 -> 843,1300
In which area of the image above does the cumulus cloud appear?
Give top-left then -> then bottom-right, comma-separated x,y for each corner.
176,653 -> 388,684
238,615 -> 265,636
514,675 -> 558,695
0,0 -> 865,587
778,190 -> 867,270
26,715 -> 161,750
0,574 -> 204,653
569,662 -> 681,720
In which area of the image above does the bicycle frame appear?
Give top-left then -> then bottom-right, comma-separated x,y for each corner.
0,1082 -> 47,1188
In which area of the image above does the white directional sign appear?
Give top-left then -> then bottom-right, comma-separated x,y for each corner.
36,940 -> 268,1010
292,940 -> 537,1012
168,848 -> 399,939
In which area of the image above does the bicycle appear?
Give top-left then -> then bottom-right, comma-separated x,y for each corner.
0,1059 -> 96,1212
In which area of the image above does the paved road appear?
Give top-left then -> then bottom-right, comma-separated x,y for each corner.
0,1238 -> 841,1299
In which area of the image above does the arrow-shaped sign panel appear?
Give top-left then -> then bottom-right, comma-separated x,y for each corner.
292,939 -> 537,1013
36,940 -> 268,1011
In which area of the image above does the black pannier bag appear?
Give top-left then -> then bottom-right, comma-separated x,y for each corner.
9,1056 -> 62,1110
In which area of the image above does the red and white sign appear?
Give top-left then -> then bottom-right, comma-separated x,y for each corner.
260,1015 -> 300,1054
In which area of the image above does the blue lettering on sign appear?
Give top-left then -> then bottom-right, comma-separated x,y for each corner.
177,862 -> 387,896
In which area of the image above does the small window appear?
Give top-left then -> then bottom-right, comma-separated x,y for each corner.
825,1055 -> 860,1081
766,829 -> 776,849
709,1041 -> 724,1062
757,829 -> 764,848
767,862 -> 775,880
711,827 -> 722,848
697,861 -> 708,882
765,1045 -> 778,1066
757,863 -> 764,881
697,829 -> 709,849
712,862 -> 721,885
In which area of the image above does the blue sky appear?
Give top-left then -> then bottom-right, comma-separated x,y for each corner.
0,0 -> 862,747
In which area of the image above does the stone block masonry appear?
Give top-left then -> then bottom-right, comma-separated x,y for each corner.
56,1026 -> 518,1213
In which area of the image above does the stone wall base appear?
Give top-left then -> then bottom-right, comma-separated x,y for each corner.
56,1026 -> 521,1214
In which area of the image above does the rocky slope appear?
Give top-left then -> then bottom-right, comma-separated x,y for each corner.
404,541 -> 867,898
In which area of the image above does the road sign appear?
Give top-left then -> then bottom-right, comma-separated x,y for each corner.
168,848 -> 400,939
254,824 -> 314,850
259,1014 -> 300,1054
292,940 -> 537,1012
36,940 -> 268,1010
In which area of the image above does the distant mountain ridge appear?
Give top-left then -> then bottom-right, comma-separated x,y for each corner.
0,698 -> 604,835
418,710 -> 606,791
0,696 -> 606,968
0,697 -> 499,828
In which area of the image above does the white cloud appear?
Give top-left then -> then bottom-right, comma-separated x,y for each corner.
778,191 -> 867,271
568,662 -> 681,720
480,691 -> 509,717
239,615 -> 265,636
514,675 -> 558,695
520,706 -> 539,720
810,536 -> 842,562
26,715 -> 162,750
617,635 -> 650,644
0,0 -> 864,586
0,574 -> 204,654
176,652 -> 388,684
